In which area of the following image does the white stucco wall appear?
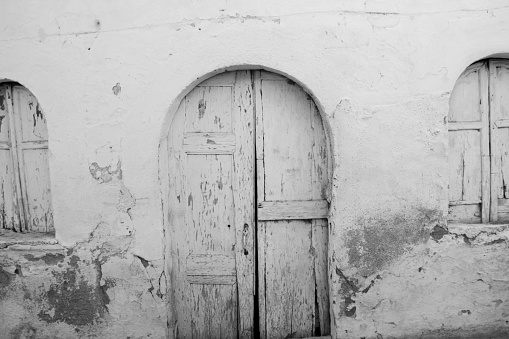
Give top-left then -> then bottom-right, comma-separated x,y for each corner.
1,1 -> 509,338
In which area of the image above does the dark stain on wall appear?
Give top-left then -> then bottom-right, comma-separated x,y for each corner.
0,266 -> 14,299
37,258 -> 109,326
9,323 -> 37,339
24,253 -> 65,265
430,225 -> 449,241
419,326 -> 509,339
347,208 -> 442,276
0,266 -> 13,287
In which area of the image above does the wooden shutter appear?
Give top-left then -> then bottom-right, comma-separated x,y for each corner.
0,84 -> 52,232
11,86 -> 53,232
0,85 -> 23,231
489,59 -> 509,222
255,71 -> 330,338
167,71 -> 255,338
448,62 -> 490,223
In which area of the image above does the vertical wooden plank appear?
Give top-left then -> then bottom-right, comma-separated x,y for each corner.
490,60 -> 509,222
159,136 -> 177,339
167,100 -> 189,336
264,220 -> 315,338
5,86 -> 26,232
189,285 -> 237,339
262,77 -> 314,201
479,63 -> 490,223
490,61 -> 501,222
257,218 -> 267,339
21,149 -> 53,232
254,71 -> 264,163
0,150 -> 19,230
0,85 -> 20,231
233,70 -> 256,339
310,102 -> 330,335
311,220 -> 329,335
253,70 -> 267,339
0,86 -> 11,144
447,130 -> 482,203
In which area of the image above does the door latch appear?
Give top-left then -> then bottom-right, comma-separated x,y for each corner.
242,223 -> 249,255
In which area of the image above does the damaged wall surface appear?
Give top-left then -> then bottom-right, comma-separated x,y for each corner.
0,0 -> 509,338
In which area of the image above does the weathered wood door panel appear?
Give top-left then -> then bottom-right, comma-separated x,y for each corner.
166,70 -> 329,338
0,84 -> 52,232
254,71 -> 330,338
167,71 -> 255,339
448,61 -> 489,223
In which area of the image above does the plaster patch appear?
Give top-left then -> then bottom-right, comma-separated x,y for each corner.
346,207 -> 442,276
89,160 -> 122,183
436,224 -> 509,246
112,83 -> 121,96
37,258 -> 108,326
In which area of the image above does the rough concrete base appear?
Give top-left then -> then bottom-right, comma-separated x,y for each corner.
0,229 -> 166,339
335,225 -> 509,339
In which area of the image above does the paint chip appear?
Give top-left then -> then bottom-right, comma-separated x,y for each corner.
112,83 -> 121,96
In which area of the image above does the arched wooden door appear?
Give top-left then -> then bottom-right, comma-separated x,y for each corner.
165,70 -> 330,339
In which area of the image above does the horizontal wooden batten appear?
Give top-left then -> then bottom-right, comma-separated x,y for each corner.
449,200 -> 481,206
19,144 -> 48,150
183,132 -> 235,154
186,254 -> 236,285
448,203 -> 481,224
498,199 -> 509,213
448,121 -> 483,131
257,200 -> 329,221
187,275 -> 236,285
495,119 -> 509,128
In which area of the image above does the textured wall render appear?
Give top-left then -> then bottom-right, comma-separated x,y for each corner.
0,0 -> 509,338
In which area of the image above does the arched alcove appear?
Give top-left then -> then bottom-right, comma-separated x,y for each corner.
0,82 -> 53,233
448,58 -> 509,225
159,68 -> 333,338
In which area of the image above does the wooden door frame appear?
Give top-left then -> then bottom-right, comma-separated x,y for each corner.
159,66 -> 335,339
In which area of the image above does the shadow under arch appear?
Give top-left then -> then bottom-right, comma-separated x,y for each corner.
158,65 -> 335,338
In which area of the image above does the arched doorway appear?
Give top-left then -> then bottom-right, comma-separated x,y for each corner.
161,70 -> 330,338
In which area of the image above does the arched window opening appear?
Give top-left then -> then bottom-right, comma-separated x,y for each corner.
448,59 -> 509,224
0,83 -> 53,233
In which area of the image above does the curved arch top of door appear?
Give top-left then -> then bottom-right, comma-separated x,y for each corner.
160,70 -> 331,339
